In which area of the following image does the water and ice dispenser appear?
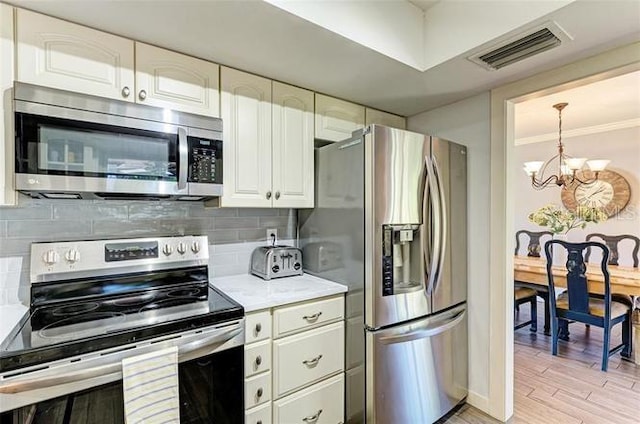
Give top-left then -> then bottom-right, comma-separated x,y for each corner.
381,224 -> 422,296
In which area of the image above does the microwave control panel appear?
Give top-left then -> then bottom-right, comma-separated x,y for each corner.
188,137 -> 222,183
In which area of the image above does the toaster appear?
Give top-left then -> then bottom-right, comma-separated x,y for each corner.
250,246 -> 303,280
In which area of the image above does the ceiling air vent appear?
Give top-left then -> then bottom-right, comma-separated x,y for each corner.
468,22 -> 571,71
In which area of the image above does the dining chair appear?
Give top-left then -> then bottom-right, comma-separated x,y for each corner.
515,230 -> 553,335
585,233 -> 638,312
544,239 -> 633,371
514,287 -> 538,332
585,233 -> 639,267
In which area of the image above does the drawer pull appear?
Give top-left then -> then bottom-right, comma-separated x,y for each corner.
303,312 -> 322,322
256,387 -> 263,398
255,323 -> 262,333
257,421 -> 262,424
302,409 -> 323,423
302,354 -> 323,367
255,355 -> 262,366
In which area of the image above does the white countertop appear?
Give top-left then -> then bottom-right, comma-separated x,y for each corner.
211,273 -> 348,312
0,304 -> 28,345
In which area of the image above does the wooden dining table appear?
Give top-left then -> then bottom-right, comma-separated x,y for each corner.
514,255 -> 640,296
514,255 -> 640,352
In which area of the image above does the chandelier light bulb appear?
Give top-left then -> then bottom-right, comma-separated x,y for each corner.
564,157 -> 587,170
586,159 -> 610,172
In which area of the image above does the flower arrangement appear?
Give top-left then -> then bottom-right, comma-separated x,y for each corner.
528,204 -> 607,235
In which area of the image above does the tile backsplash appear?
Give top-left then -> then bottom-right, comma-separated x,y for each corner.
0,196 -> 296,305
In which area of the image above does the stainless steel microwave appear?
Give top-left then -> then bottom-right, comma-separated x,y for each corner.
14,82 -> 223,200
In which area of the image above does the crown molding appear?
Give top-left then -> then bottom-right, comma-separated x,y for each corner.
514,117 -> 640,146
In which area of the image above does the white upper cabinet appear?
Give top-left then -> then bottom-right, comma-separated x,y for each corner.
221,67 -> 272,208
315,93 -> 365,142
16,9 -> 135,102
1,3 -> 16,206
272,82 -> 314,208
365,107 -> 406,129
135,43 -> 220,117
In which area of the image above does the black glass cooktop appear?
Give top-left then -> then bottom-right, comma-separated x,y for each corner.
0,267 -> 243,373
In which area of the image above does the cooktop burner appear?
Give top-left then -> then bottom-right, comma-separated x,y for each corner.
0,236 -> 243,373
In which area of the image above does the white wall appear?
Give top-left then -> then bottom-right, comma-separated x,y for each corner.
407,92 -> 491,410
515,126 -> 640,266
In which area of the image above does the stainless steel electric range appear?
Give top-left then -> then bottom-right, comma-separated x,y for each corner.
0,236 -> 244,423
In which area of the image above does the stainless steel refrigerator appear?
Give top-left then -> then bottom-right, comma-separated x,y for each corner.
299,125 -> 468,424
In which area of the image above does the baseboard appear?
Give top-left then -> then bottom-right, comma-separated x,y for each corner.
466,390 -> 490,414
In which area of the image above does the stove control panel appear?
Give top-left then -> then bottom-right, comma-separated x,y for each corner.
105,241 -> 158,262
31,236 -> 210,282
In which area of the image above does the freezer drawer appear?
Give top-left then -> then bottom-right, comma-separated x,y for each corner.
365,304 -> 467,424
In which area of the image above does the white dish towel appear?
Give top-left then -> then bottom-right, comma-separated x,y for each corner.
122,346 -> 180,424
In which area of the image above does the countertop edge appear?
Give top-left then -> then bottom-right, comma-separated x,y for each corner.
210,273 -> 348,313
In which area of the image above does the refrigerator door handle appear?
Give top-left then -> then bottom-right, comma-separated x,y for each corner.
379,309 -> 466,345
424,155 -> 441,295
431,156 -> 447,294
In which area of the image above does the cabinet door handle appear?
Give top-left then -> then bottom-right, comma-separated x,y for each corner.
303,312 -> 322,322
255,355 -> 262,366
275,191 -> 280,200
256,387 -> 263,398
302,354 -> 323,367
138,90 -> 147,100
302,409 -> 323,423
266,191 -> 272,200
121,86 -> 130,98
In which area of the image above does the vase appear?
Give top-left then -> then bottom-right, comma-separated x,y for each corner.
552,234 -> 568,268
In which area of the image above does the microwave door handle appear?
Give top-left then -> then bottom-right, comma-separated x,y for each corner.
0,324 -> 242,394
177,127 -> 188,190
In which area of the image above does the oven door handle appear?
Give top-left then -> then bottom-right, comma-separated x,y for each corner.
0,325 -> 243,394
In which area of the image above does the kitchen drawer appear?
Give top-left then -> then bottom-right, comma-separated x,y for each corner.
245,371 -> 271,409
273,295 -> 344,338
273,321 -> 344,397
245,339 -> 271,378
246,310 -> 272,344
245,402 -> 272,424
273,373 -> 345,424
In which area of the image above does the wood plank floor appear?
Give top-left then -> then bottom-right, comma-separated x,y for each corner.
445,301 -> 639,423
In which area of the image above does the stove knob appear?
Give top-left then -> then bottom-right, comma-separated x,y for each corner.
64,249 -> 80,263
191,241 -> 201,254
162,244 -> 174,256
177,242 -> 187,255
42,250 -> 59,266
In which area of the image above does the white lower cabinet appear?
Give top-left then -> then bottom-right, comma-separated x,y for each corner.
273,374 -> 345,424
245,371 -> 272,409
246,402 -> 272,424
272,322 -> 344,397
244,295 -> 345,424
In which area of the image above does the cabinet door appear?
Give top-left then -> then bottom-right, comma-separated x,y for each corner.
135,43 -> 220,117
272,82 -> 314,208
315,94 -> 365,142
221,67 -> 272,207
365,107 -> 406,129
16,9 -> 134,102
0,3 -> 16,205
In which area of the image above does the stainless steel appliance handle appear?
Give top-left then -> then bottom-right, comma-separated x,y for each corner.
424,156 -> 441,296
0,325 -> 242,394
431,156 -> 447,294
379,309 -> 466,345
177,127 -> 188,190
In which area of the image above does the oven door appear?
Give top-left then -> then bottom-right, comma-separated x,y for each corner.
0,320 -> 244,423
14,110 -> 188,199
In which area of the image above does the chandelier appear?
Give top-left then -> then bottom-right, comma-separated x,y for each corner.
523,102 -> 609,190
